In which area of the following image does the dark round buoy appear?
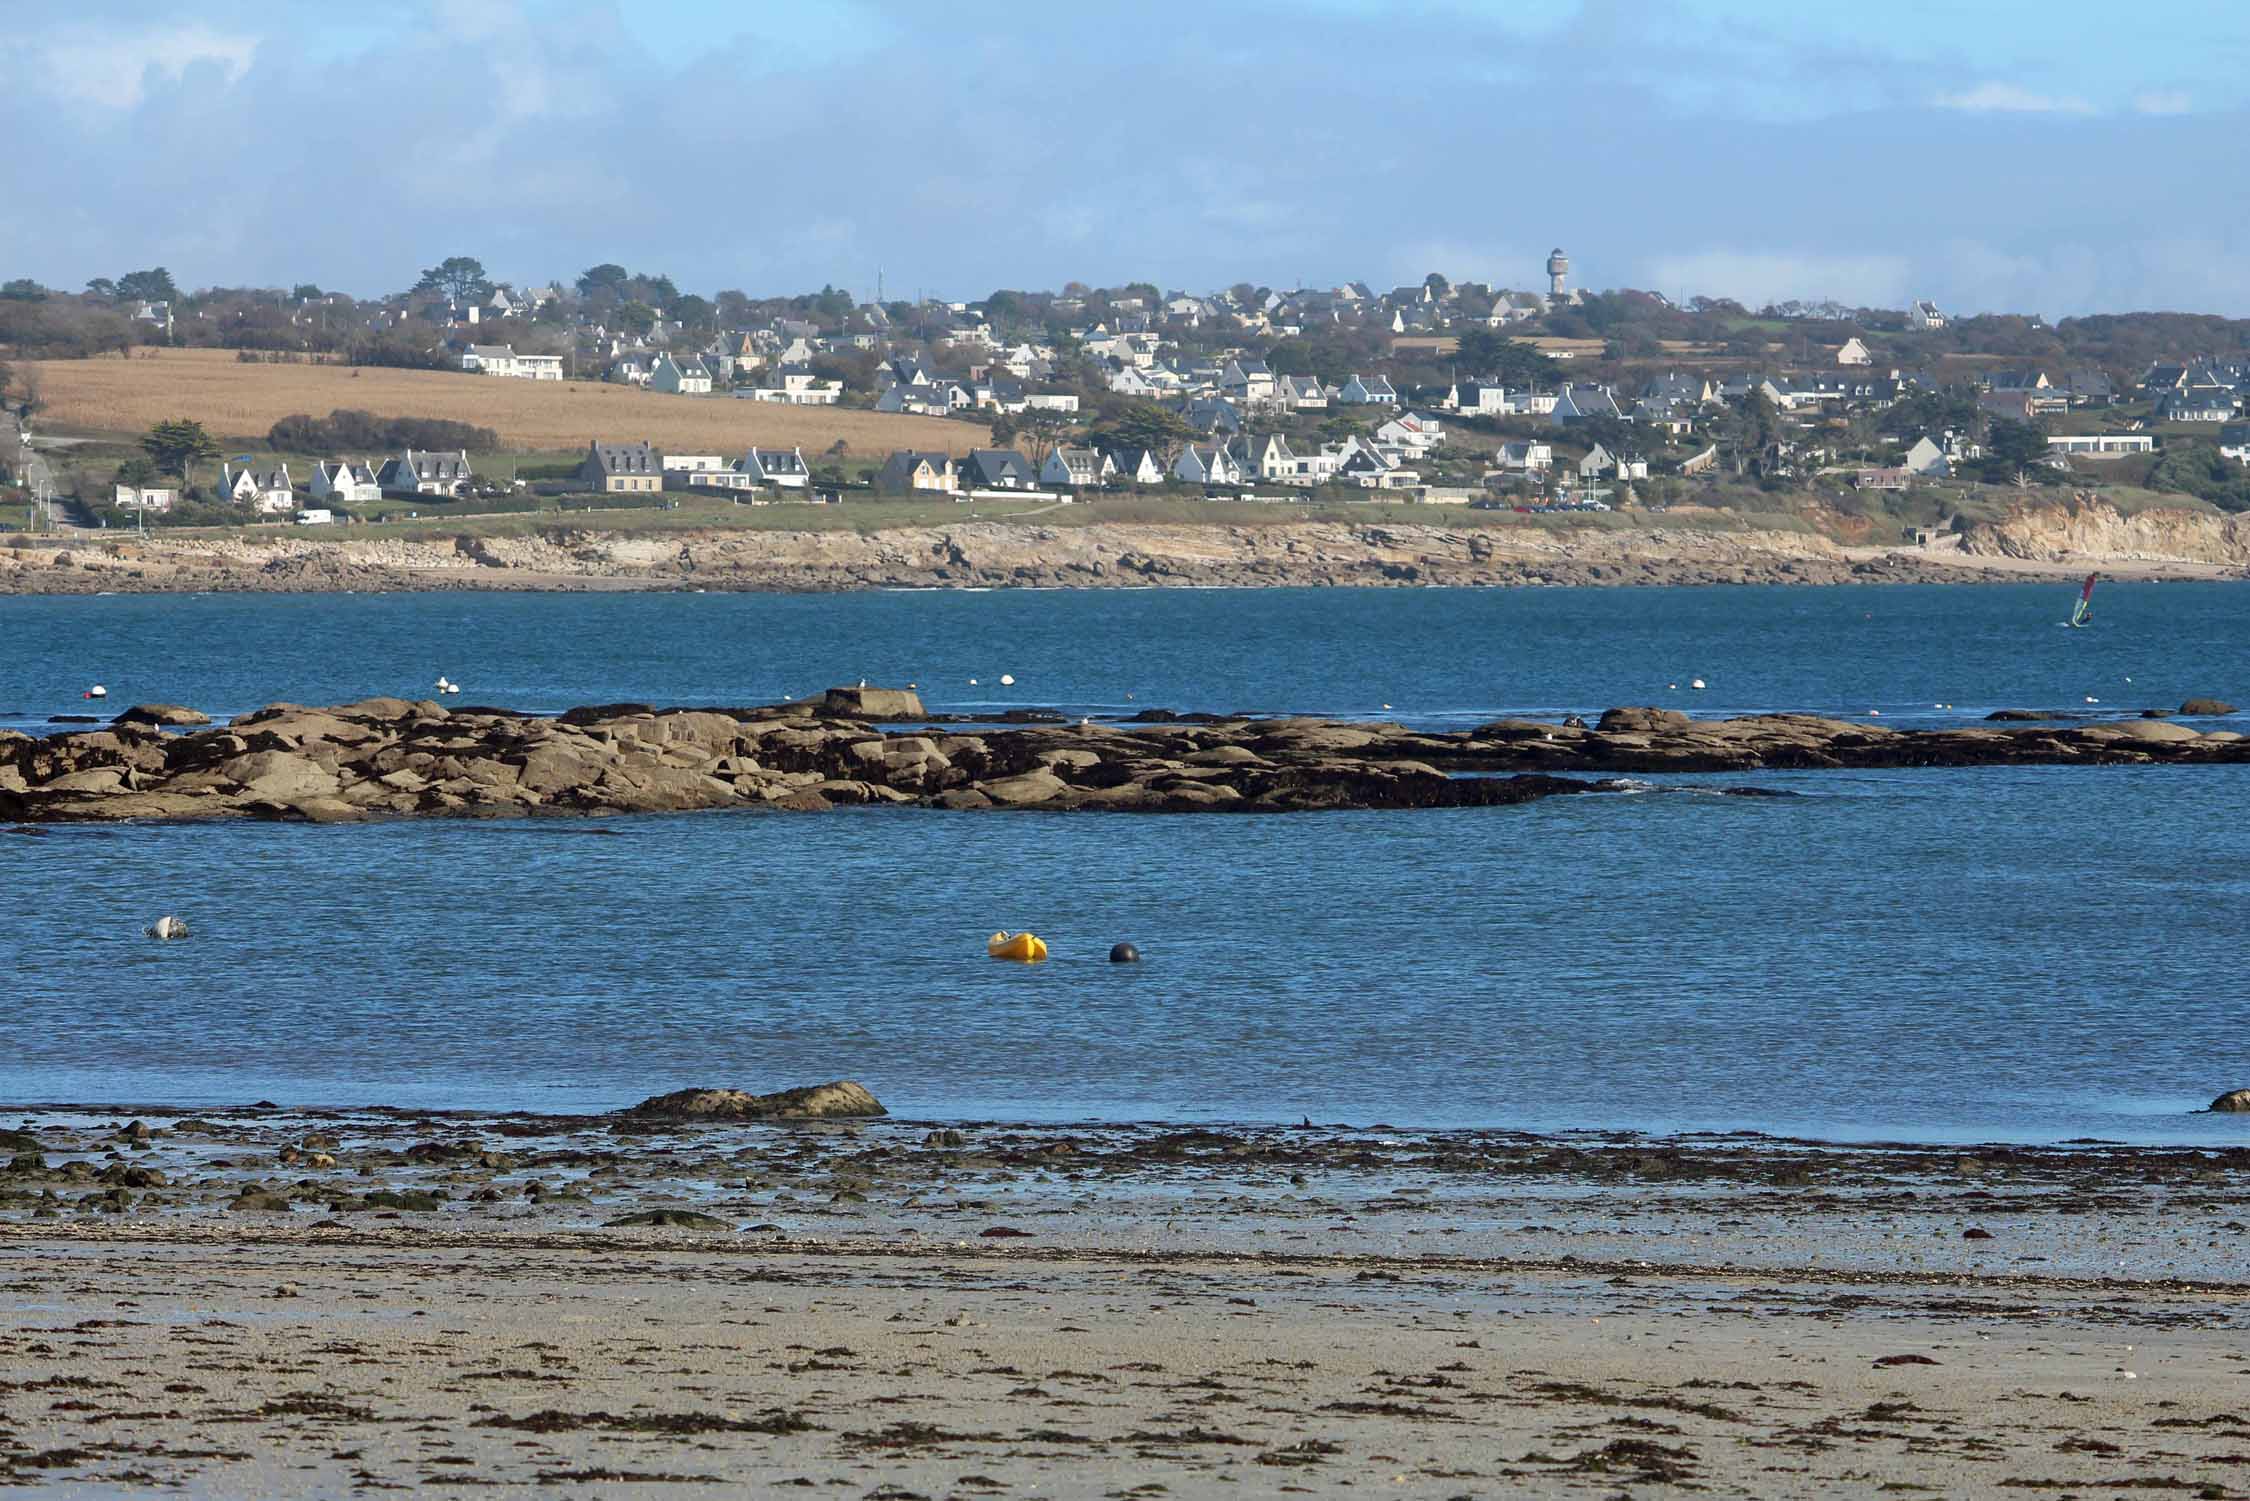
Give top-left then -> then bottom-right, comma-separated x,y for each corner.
1108,942 -> 1140,964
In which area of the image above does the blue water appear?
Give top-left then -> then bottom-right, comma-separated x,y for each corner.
6,583 -> 2250,1143
2,582 -> 2241,731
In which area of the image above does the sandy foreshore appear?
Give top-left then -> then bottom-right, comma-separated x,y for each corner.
5,510 -> 2246,596
5,1107 -> 2249,1495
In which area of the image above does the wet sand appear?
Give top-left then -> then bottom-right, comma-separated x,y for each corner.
5,1109 -> 2250,1496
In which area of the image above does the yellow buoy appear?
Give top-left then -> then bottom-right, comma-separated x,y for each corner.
987,931 -> 1048,963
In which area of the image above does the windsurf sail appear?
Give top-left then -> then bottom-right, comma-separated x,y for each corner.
2067,572 -> 2096,628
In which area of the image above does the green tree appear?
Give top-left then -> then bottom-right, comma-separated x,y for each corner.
577,263 -> 629,298
1451,329 -> 1562,386
84,277 -> 117,299
1094,401 -> 1195,455
114,267 -> 178,303
612,301 -> 658,337
114,455 -> 160,488
140,418 -> 220,480
671,294 -> 715,332
414,256 -> 492,304
0,278 -> 48,301
1980,417 -> 2049,483
291,283 -> 324,301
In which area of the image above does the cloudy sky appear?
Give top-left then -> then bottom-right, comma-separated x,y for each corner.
4,0 -> 2245,316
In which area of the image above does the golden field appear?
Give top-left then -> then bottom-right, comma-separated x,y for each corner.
24,347 -> 983,456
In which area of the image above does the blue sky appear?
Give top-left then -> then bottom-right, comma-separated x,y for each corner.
2,0 -> 2245,316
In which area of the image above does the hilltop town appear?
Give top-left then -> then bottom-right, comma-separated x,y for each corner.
6,252 -> 2250,542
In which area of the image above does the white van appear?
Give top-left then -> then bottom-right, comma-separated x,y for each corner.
294,509 -> 335,526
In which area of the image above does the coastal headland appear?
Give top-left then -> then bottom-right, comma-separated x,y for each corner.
4,690 -> 2245,824
5,496 -> 2249,596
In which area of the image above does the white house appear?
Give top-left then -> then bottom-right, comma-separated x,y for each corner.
1490,440 -> 1554,473
1907,299 -> 1946,331
1109,448 -> 1165,486
737,367 -> 842,405
1835,337 -> 1872,367
459,343 -> 563,380
1024,392 -> 1081,414
111,483 -> 177,512
741,448 -> 811,489
1173,442 -> 1245,486
661,453 -> 728,478
1219,360 -> 1279,407
220,461 -> 295,513
2045,433 -> 2156,458
1445,381 -> 1508,415
1549,383 -> 1620,424
309,460 -> 381,506
1578,443 -> 1649,481
1902,435 -> 1950,476
377,449 -> 476,498
1040,447 -> 1115,488
649,352 -> 713,395
1374,413 -> 1444,453
1336,372 -> 1398,406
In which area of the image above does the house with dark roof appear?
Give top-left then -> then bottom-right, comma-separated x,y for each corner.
1106,447 -> 1165,486
1039,447 -> 1116,488
1337,372 -> 1398,406
741,448 -> 810,489
1183,397 -> 1242,434
874,451 -> 958,495
220,461 -> 295,513
958,449 -> 1038,489
1549,383 -> 1621,425
581,440 -> 662,493
377,449 -> 476,499
2160,388 -> 2239,423
649,352 -> 712,395
1173,442 -> 1246,486
310,460 -> 381,506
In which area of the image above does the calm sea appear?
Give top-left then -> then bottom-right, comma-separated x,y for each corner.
5,582 -> 2248,1143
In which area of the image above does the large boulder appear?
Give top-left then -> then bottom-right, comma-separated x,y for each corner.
624,1081 -> 886,1120
2181,698 -> 2239,717
1597,706 -> 1692,734
821,686 -> 926,720
2209,1089 -> 2250,1113
113,704 -> 210,727
218,750 -> 341,802
977,768 -> 1069,806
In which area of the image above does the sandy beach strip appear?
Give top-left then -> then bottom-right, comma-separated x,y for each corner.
6,1111 -> 2250,1494
5,1229 -> 2249,1498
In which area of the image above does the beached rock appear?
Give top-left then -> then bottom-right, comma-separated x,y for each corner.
1598,706 -> 1693,733
624,1081 -> 888,1121
2209,1089 -> 2250,1113
114,703 -> 211,727
9,695 -> 2250,827
2181,698 -> 2239,716
605,1209 -> 731,1228
820,685 -> 926,720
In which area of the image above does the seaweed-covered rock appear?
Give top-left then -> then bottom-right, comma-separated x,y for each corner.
625,1081 -> 887,1121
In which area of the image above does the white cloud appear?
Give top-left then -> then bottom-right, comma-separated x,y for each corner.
2133,90 -> 2193,116
1934,81 -> 2094,115
34,23 -> 258,110
1643,250 -> 1912,309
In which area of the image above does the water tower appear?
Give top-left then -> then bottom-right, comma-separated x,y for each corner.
1546,247 -> 1570,300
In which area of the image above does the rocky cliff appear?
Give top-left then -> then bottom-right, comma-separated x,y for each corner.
1958,496 -> 2250,568
0,519 -> 1959,594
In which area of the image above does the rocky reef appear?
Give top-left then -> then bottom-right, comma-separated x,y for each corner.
2,689 -> 2245,825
